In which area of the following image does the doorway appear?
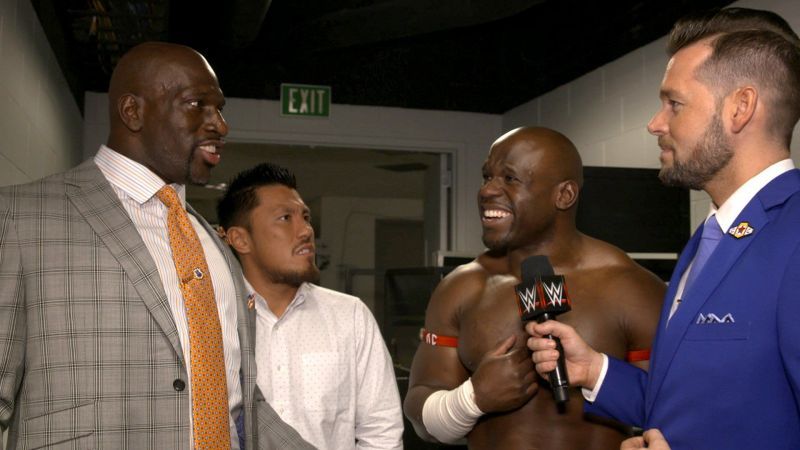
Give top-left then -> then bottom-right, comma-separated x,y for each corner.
186,142 -> 451,309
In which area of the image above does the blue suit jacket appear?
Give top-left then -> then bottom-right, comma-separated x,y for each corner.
586,169 -> 800,450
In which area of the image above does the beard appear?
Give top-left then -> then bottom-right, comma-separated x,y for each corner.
186,147 -> 211,186
659,112 -> 733,190
267,264 -> 321,287
482,232 -> 510,253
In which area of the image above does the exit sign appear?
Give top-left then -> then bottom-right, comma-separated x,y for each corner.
281,83 -> 331,117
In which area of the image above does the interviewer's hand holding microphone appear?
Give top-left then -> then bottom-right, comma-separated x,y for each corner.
525,317 -> 604,390
525,298 -> 670,449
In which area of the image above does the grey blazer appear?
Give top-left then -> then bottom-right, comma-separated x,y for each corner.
0,160 -> 313,449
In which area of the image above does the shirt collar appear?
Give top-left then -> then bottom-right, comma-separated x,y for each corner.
708,158 -> 794,232
244,278 -> 310,317
94,145 -> 186,206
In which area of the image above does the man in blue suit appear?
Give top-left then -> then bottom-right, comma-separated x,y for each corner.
528,8 -> 800,450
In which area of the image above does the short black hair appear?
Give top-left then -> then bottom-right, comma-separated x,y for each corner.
217,162 -> 297,230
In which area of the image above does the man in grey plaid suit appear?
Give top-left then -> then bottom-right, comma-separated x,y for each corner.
0,42 -> 313,449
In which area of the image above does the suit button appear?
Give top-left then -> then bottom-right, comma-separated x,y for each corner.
173,379 -> 186,391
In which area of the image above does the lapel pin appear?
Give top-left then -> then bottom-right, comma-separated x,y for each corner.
247,294 -> 256,310
728,221 -> 754,239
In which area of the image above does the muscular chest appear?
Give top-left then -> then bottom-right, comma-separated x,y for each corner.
456,275 -> 525,372
457,275 -> 624,372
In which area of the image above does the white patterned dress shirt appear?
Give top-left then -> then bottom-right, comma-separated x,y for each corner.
95,145 -> 243,448
250,281 -> 404,450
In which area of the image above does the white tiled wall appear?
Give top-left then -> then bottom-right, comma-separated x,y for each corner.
0,0 -> 82,187
504,0 -> 800,232
503,39 -> 665,171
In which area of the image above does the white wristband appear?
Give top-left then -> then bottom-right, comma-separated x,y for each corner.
421,378 -> 485,444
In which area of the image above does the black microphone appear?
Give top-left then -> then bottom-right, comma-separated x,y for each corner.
515,255 -> 572,404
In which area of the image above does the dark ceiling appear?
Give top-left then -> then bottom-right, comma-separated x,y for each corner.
34,0 -> 735,115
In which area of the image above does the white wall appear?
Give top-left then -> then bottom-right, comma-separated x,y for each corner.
504,0 -> 800,232
84,93 -> 502,255
317,196 -> 423,310
0,0 -> 82,187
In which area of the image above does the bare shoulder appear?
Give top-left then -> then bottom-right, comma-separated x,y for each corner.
572,235 -> 665,362
423,257 -> 492,328
578,235 -> 665,306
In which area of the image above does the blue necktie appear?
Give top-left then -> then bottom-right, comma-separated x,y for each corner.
683,214 -> 724,294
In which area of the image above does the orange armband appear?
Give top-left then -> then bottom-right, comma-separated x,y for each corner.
420,328 -> 459,348
625,349 -> 651,362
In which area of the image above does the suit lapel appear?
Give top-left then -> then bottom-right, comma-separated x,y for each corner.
647,169 -> 800,412
646,224 -> 701,393
667,204 -> 766,328
186,204 -> 256,363
186,203 -> 254,355
188,203 -> 261,448
65,161 -> 184,360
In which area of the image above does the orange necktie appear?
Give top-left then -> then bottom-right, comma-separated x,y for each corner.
157,186 -> 231,449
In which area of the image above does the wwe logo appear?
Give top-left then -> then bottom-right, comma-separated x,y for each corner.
518,286 -> 538,313
542,280 -> 564,307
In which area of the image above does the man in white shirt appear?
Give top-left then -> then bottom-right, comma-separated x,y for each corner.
217,163 -> 404,450
527,7 -> 800,450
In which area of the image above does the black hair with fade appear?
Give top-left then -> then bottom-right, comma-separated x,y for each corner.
217,162 -> 297,230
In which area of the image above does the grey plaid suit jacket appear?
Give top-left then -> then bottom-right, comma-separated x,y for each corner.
0,160 -> 314,449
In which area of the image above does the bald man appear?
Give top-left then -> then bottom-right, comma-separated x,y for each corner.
403,127 -> 665,449
0,42 -> 310,449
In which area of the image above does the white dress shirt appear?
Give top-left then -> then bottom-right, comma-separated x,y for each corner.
585,158 -> 796,402
95,145 -> 243,448
251,281 -> 404,450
